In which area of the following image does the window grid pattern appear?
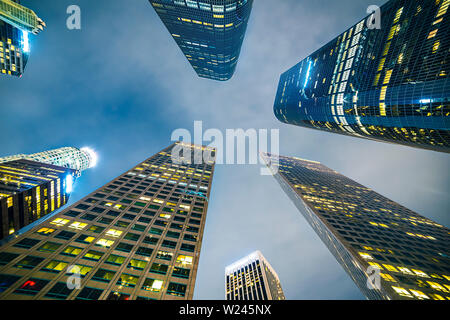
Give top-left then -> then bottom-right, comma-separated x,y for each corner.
262,153 -> 450,300
274,0 -> 450,153
0,142 -> 216,300
150,0 -> 253,81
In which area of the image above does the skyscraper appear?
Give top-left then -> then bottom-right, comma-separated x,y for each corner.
0,142 -> 216,300
261,153 -> 450,300
0,160 -> 76,240
150,0 -> 254,81
274,0 -> 450,153
0,147 -> 98,174
0,0 -> 45,77
225,251 -> 285,300
0,147 -> 95,240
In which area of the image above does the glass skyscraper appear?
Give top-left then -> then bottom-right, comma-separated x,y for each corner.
0,160 -> 76,240
274,0 -> 450,153
261,153 -> 450,300
0,0 -> 44,77
150,0 -> 254,81
0,147 -> 98,174
225,251 -> 285,300
0,147 -> 95,240
0,142 -> 216,300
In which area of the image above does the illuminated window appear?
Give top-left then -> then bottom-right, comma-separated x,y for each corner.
96,239 -> 114,248
358,252 -> 373,260
106,229 -> 123,238
69,222 -> 88,230
36,228 -> 55,235
176,255 -> 193,265
50,218 -> 70,227
392,286 -> 413,298
42,260 -> 68,273
141,278 -> 163,292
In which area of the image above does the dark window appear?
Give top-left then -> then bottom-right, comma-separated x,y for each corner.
92,269 -> 116,283
124,233 -> 140,242
143,236 -> 159,245
132,224 -> 146,232
14,278 -> 49,295
0,252 -> 19,266
98,217 -> 113,225
106,210 -> 120,217
150,227 -> 163,235
14,256 -> 44,270
75,287 -> 103,300
64,210 -> 81,217
167,231 -> 181,239
75,204 -> 89,210
13,238 -> 40,249
115,242 -> 134,253
0,274 -> 21,292
183,234 -> 197,242
181,243 -> 195,252
162,240 -> 177,249
167,282 -> 187,297
38,242 -> 62,253
91,207 -> 105,214
115,221 -> 130,228
136,247 -> 153,257
55,230 -> 76,240
172,267 -> 190,279
138,217 -> 151,224
81,213 -> 96,221
122,213 -> 136,220
150,263 -> 168,275
44,282 -> 73,299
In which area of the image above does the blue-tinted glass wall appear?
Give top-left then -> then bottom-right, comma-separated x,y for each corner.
0,0 -> 29,77
150,0 -> 253,81
274,0 -> 450,153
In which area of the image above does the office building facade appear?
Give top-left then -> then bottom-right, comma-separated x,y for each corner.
225,251 -> 285,300
262,153 -> 450,300
0,160 -> 76,240
150,0 -> 254,81
274,0 -> 450,153
0,0 -> 45,77
0,142 -> 216,300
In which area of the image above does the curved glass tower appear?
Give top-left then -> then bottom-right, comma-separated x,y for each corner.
274,0 -> 450,153
150,0 -> 254,81
0,147 -> 97,174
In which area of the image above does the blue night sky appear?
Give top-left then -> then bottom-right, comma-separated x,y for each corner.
0,0 -> 448,300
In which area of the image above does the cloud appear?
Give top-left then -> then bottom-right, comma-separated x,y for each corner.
0,0 -> 447,300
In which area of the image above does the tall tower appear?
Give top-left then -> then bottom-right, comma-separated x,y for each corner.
261,153 -> 450,300
0,147 -> 96,240
0,0 -> 45,77
0,160 -> 76,240
0,147 -> 98,174
274,0 -> 450,153
225,251 -> 285,300
149,0 -> 254,81
0,142 -> 216,300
